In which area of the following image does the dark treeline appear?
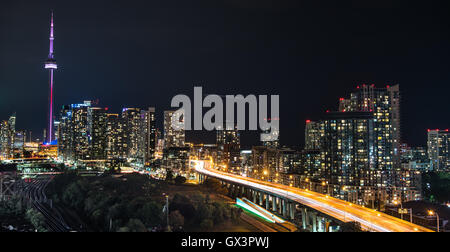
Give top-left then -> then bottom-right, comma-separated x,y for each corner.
46,172 -> 241,232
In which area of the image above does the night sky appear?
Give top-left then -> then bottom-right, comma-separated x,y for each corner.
1,0 -> 449,148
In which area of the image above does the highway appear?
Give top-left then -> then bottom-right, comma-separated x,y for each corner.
193,161 -> 433,232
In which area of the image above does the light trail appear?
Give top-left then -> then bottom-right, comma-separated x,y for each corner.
193,160 -> 433,232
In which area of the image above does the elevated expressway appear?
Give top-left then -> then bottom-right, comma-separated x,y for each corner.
192,160 -> 433,232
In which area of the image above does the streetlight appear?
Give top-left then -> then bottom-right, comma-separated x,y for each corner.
163,193 -> 171,232
428,210 -> 439,232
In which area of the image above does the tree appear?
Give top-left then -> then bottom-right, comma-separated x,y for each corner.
339,222 -> 363,232
62,182 -> 85,210
165,170 -> 174,182
203,178 -> 228,194
124,219 -> 147,232
139,202 -> 163,227
26,209 -> 47,232
200,219 -> 214,230
170,210 -> 185,228
174,175 -> 187,185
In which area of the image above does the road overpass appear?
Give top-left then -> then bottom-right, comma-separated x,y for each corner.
192,160 -> 433,232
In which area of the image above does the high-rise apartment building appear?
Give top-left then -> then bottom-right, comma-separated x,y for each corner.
305,120 -> 323,150
57,105 -> 73,161
71,104 -> 91,161
57,103 -> 157,168
217,124 -> 241,173
260,118 -> 280,148
251,146 -> 278,181
122,108 -> 142,160
57,101 -> 92,161
427,129 -> 449,171
347,84 -> 401,174
105,113 -> 127,160
0,114 -> 16,159
320,112 -> 375,188
164,110 -> 185,149
87,107 -> 108,160
139,108 -> 157,165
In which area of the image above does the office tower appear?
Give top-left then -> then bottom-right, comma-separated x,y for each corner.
44,12 -> 58,143
261,118 -> 280,148
427,129 -> 449,171
164,110 -> 185,149
122,108 -> 142,159
139,108 -> 156,165
87,107 -> 108,160
217,124 -> 241,173
304,120 -> 323,150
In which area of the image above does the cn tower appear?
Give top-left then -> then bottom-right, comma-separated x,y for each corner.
44,11 -> 57,144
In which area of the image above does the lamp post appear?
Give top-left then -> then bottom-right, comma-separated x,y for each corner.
163,193 -> 171,232
428,210 -> 439,232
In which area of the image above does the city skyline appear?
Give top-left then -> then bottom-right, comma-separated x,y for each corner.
1,1 -> 448,234
1,1 -> 450,147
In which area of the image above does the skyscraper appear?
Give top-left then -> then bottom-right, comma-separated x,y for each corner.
71,103 -> 91,161
304,120 -> 323,150
122,108 -> 142,160
87,107 -> 108,160
139,108 -> 156,165
0,114 -> 15,159
44,12 -> 58,144
320,112 -> 375,188
217,124 -> 241,173
260,118 -> 280,148
427,129 -> 449,172
57,105 -> 73,161
105,113 -> 127,160
345,84 -> 401,186
164,110 -> 185,149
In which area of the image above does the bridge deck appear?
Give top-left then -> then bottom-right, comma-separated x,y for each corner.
194,162 -> 433,232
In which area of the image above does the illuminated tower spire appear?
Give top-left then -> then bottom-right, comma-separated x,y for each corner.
44,11 -> 57,143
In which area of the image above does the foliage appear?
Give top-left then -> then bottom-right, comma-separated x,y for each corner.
169,210 -> 185,228
25,208 -> 47,232
203,178 -> 228,195
0,197 -> 38,232
422,172 -> 450,203
47,172 -> 242,232
165,170 -> 174,182
339,222 -> 363,232
47,172 -> 164,232
169,193 -> 242,231
174,175 -> 187,185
